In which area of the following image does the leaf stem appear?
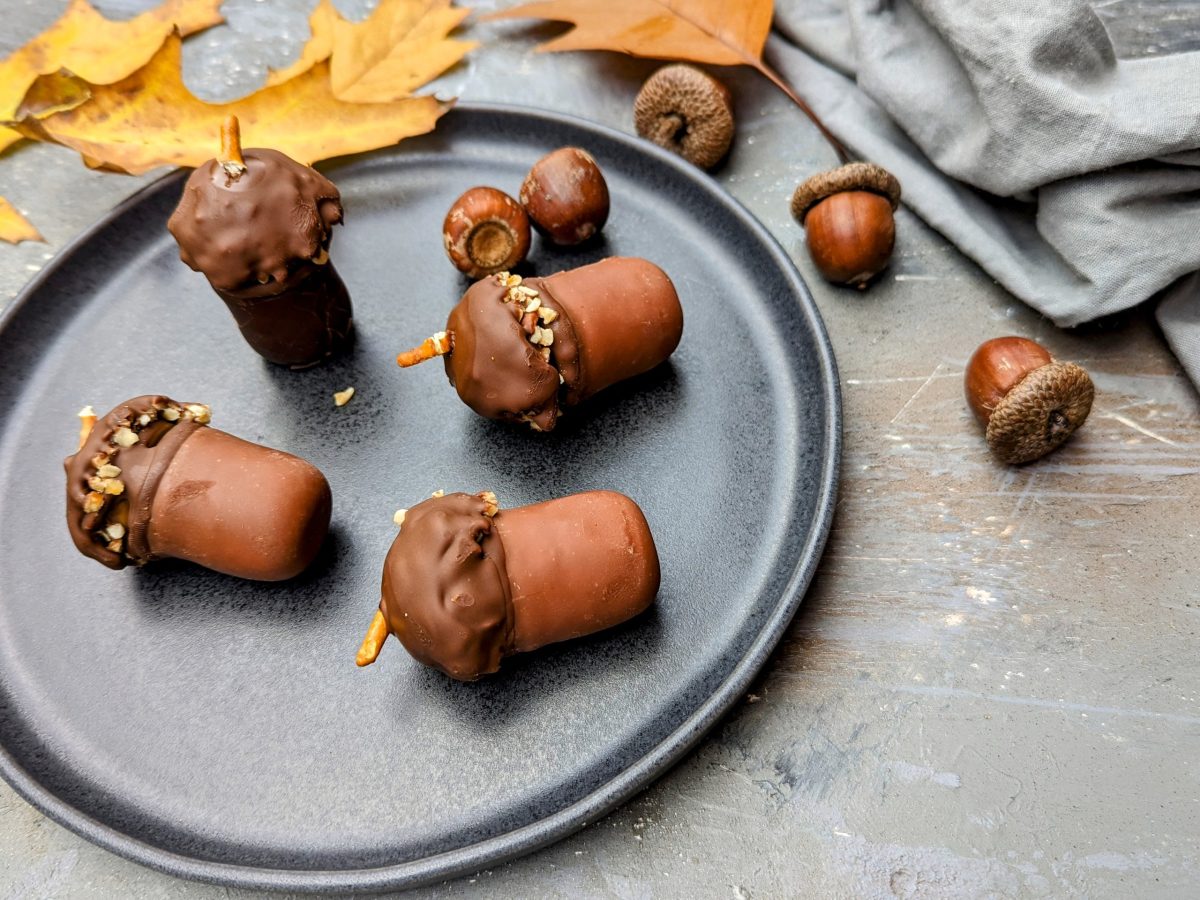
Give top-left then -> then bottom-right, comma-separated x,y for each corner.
753,60 -> 850,165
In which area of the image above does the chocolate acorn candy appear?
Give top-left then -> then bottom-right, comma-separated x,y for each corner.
356,490 -> 661,680
167,116 -> 353,369
397,257 -> 683,431
65,396 -> 331,581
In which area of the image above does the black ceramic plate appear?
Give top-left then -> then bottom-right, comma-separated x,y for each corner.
0,104 -> 839,892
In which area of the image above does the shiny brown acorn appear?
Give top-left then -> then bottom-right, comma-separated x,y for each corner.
443,186 -> 531,278
791,162 -> 901,288
519,147 -> 610,246
964,336 -> 1095,464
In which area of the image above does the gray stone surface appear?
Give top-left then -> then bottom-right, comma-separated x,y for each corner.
2,1 -> 1199,897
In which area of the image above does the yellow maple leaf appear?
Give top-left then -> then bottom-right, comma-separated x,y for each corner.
0,0 -> 223,155
9,33 -> 452,176
266,0 -> 477,103
0,197 -> 45,245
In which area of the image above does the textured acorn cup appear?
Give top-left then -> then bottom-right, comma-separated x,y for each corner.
964,336 -> 1095,464
443,186 -> 532,278
519,147 -> 610,246
633,64 -> 735,170
791,162 -> 901,288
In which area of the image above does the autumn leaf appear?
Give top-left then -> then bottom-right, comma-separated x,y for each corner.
0,197 -> 44,245
488,0 -> 847,159
9,33 -> 452,176
0,0 -> 223,156
266,0 -> 476,103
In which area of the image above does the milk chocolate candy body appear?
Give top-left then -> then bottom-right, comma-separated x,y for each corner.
439,257 -> 682,431
374,491 -> 660,680
167,148 -> 353,368
65,396 -> 331,581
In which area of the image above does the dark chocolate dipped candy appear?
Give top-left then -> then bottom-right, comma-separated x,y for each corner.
396,256 -> 683,431
65,396 -> 331,581
167,116 -> 353,369
356,490 -> 660,680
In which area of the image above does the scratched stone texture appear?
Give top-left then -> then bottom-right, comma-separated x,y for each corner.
2,1 -> 1199,898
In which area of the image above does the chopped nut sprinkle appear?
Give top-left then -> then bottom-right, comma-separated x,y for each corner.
184,404 -> 212,424
333,386 -> 355,407
431,489 -> 445,498
480,491 -> 499,518
112,426 -> 139,448
393,508 -> 407,527
96,463 -> 121,478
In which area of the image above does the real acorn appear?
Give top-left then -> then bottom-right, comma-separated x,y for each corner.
520,147 -> 610,246
443,186 -> 531,278
634,64 -> 735,170
964,336 -> 1095,464
791,162 -> 901,289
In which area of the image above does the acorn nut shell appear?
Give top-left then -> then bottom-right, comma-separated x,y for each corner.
443,186 -> 531,278
520,147 -> 610,246
964,336 -> 1095,464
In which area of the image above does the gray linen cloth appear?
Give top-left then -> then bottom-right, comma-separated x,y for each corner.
769,0 -> 1200,388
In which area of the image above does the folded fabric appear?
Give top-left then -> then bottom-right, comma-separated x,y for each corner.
770,0 -> 1200,388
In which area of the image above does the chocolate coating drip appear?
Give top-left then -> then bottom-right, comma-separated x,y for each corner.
377,491 -> 660,680
380,492 -> 513,680
167,148 -> 353,368
65,395 -> 331,580
65,395 -> 188,570
445,278 -> 562,431
168,149 -> 341,292
440,257 -> 683,430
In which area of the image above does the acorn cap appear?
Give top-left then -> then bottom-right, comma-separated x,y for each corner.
985,361 -> 1094,464
634,64 -> 734,170
791,161 -> 902,222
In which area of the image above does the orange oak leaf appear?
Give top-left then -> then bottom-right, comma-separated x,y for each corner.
0,0 -> 224,155
9,33 -> 452,176
488,0 -> 847,159
266,0 -> 477,103
0,197 -> 45,245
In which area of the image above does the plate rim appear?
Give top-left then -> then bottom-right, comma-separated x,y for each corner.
0,101 -> 842,893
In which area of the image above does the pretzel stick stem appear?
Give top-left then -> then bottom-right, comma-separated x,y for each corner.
356,609 -> 389,667
396,331 -> 451,368
220,115 -> 247,180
